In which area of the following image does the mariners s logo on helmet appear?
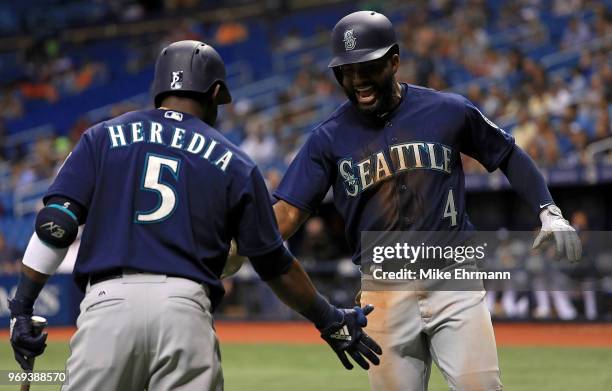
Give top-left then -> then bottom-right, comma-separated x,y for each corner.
170,71 -> 183,89
343,29 -> 357,51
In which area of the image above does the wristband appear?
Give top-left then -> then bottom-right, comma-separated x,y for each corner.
301,293 -> 343,330
9,272 -> 45,316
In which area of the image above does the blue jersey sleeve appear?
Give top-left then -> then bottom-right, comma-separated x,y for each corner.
461,99 -> 515,172
45,129 -> 97,208
273,130 -> 333,213
233,167 -> 284,257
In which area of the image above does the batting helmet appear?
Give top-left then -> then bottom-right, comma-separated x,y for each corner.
328,11 -> 397,68
152,40 -> 232,108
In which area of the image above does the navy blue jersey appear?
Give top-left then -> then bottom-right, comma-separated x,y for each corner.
46,108 -> 283,308
274,84 -> 514,264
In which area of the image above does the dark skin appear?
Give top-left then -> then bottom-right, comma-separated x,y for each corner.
24,84 -> 321,318
159,84 -> 221,126
340,53 -> 402,117
274,54 -> 403,238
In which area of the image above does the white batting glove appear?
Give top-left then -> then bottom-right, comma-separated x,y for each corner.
532,205 -> 582,262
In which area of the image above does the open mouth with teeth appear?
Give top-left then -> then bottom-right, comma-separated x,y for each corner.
355,85 -> 377,106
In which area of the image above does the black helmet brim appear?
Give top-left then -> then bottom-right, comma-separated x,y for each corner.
328,44 -> 397,68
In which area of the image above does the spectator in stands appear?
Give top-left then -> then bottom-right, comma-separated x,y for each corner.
0,86 -> 24,119
215,20 -> 248,45
593,3 -> 612,37
584,72 -> 607,112
569,65 -> 588,98
553,0 -> 584,16
521,58 -> 547,91
482,85 -> 506,119
457,20 -> 489,62
563,124 -> 589,166
53,136 -> 72,171
32,136 -> 59,179
279,28 -> 304,52
19,75 -> 58,103
592,109 -> 611,142
312,70 -> 335,98
0,232 -> 20,275
73,61 -> 108,93
289,68 -> 317,99
466,84 -> 483,108
527,85 -> 550,118
480,48 -> 510,79
239,115 -> 278,166
561,16 -> 592,49
512,107 -> 538,149
426,71 -> 448,91
536,116 -> 561,167
11,160 -> 37,188
548,76 -> 572,116
296,217 -> 341,262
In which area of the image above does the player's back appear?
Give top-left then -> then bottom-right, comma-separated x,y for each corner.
47,108 -> 255,300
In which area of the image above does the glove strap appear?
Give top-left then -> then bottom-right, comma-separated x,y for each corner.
545,204 -> 563,218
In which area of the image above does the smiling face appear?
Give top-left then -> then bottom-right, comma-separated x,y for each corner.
339,52 -> 401,117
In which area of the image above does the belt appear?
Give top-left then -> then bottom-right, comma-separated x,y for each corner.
88,268 -> 124,286
88,268 -> 205,287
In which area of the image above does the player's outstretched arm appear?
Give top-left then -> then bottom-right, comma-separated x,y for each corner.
262,256 -> 382,370
235,167 -> 381,368
8,196 -> 84,370
273,200 -> 310,240
499,145 -> 581,261
222,200 -> 310,279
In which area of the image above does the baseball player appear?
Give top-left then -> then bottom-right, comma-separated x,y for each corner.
7,40 -> 381,390
272,11 -> 582,391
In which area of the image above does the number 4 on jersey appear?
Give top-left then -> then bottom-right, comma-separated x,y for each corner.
135,154 -> 181,223
443,188 -> 457,227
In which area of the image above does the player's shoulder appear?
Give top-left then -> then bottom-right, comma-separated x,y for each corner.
309,100 -> 353,139
405,83 -> 469,108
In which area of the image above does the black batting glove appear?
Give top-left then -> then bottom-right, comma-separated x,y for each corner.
8,298 -> 48,371
319,304 -> 382,370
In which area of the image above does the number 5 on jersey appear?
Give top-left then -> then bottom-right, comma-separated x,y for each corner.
444,188 -> 457,227
135,153 -> 181,223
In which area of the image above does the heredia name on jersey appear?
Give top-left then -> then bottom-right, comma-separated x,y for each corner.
338,142 -> 453,196
105,121 -> 234,172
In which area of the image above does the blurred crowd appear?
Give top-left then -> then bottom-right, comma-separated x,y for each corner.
394,0 -> 612,171
0,43 -> 109,119
2,1 -> 612,187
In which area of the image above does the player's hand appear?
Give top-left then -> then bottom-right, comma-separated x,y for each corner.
319,304 -> 382,370
9,315 -> 48,371
532,205 -> 582,262
8,298 -> 48,371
